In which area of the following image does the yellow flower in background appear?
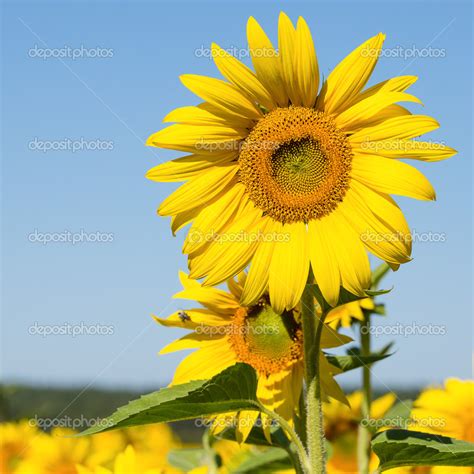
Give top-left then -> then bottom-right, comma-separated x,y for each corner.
323,391 -> 396,474
147,12 -> 456,312
76,445 -> 170,474
325,297 -> 375,329
405,378 -> 474,474
411,378 -> 473,441
0,421 -> 39,473
155,271 -> 351,442
13,427 -> 90,474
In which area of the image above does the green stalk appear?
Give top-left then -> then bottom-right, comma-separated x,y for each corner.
301,276 -> 327,474
358,313 -> 372,474
258,405 -> 310,473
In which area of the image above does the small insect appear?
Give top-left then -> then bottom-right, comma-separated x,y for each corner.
257,297 -> 267,307
178,310 -> 191,323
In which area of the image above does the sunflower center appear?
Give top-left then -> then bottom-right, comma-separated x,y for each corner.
271,138 -> 329,194
228,302 -> 302,376
238,106 -> 353,224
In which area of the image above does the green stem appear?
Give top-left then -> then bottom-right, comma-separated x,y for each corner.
258,405 -> 310,473
358,314 -> 372,474
301,277 -> 327,474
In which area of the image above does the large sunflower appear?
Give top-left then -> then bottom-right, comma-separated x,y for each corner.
155,271 -> 351,442
147,12 -> 456,311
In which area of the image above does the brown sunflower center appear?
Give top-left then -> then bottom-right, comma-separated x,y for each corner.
228,302 -> 302,376
238,106 -> 353,224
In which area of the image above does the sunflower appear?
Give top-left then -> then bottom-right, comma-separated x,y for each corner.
146,12 -> 456,311
324,297 -> 375,329
384,379 -> 474,474
155,271 -> 351,442
323,391 -> 396,474
410,378 -> 473,441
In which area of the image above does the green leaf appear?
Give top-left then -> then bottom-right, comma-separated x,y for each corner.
78,363 -> 259,436
231,447 -> 291,473
167,448 -> 208,471
372,303 -> 386,316
365,287 -> 392,297
380,400 -> 413,429
310,285 -> 365,313
218,425 -> 285,448
371,262 -> 391,288
325,343 -> 393,372
372,429 -> 474,471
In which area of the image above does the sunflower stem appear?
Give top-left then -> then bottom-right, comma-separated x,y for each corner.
358,314 -> 372,474
301,275 -> 327,474
258,405 -> 310,473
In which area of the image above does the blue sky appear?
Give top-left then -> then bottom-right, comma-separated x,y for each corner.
1,0 -> 472,393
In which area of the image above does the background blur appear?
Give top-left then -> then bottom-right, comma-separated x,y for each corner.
1,0 -> 472,421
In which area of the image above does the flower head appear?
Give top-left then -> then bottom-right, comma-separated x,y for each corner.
147,13 -> 456,311
155,271 -> 351,442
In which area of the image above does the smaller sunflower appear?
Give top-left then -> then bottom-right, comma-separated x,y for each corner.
324,297 -> 375,329
155,271 -> 352,442
411,378 -> 473,443
323,391 -> 396,474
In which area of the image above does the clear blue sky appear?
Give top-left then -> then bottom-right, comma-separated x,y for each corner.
1,0 -> 472,392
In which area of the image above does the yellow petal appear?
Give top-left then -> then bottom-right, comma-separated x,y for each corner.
175,271 -> 239,314
308,218 -> 341,307
355,139 -> 457,162
351,104 -> 412,129
247,16 -> 288,107
320,324 -> 353,349
183,184 -> 246,254
146,152 -> 237,183
211,43 -> 276,111
352,155 -> 436,201
339,183 -> 412,265
295,16 -> 319,107
240,221 -> 276,306
153,308 -> 230,330
347,75 -> 418,106
188,203 -> 263,286
349,114 -> 439,144
147,123 -> 245,154
268,221 -> 309,312
236,410 -> 260,443
171,341 -> 237,385
317,33 -> 385,114
158,165 -> 238,216
170,207 -> 200,236
160,333 -> 219,355
335,91 -> 422,131
278,12 -> 300,106
180,74 -> 262,121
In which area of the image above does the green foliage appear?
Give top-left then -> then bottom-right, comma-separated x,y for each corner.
325,343 -> 394,373
231,447 -> 292,473
372,429 -> 474,471
78,363 -> 260,436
